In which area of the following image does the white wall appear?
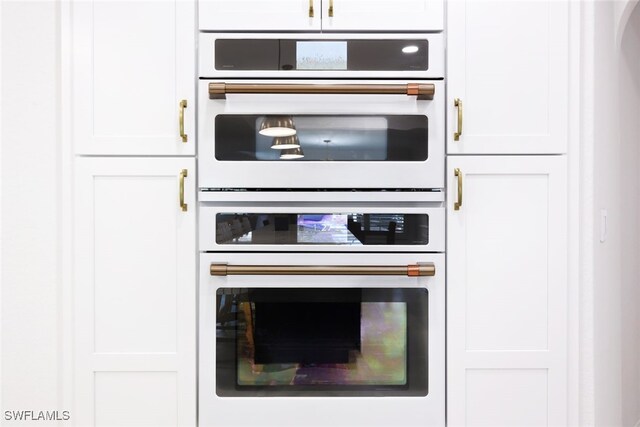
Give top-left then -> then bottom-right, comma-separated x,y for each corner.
1,1 -> 62,425
592,1 -> 623,426
618,3 -> 640,426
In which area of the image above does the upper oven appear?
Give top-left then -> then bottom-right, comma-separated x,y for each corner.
198,33 -> 444,191
198,79 -> 444,189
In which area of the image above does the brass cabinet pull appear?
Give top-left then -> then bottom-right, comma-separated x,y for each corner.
211,263 -> 435,277
309,0 -> 314,17
454,98 -> 463,141
179,169 -> 188,212
179,99 -> 188,143
454,168 -> 463,211
328,0 -> 334,17
209,82 -> 435,100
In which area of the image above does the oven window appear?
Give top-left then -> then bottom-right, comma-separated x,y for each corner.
215,213 -> 429,245
216,288 -> 428,397
214,115 -> 428,161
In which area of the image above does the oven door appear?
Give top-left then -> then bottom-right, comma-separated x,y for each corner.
199,252 -> 445,427
198,79 -> 444,190
199,202 -> 444,252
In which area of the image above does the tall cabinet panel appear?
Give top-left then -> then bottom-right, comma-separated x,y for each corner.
446,156 -> 568,426
447,0 -> 569,154
74,158 -> 196,426
72,0 -> 195,155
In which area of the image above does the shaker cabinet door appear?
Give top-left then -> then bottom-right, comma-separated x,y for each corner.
72,0 -> 195,155
447,0 -> 569,154
321,0 -> 443,31
74,158 -> 196,426
446,156 -> 568,426
199,0 -> 321,31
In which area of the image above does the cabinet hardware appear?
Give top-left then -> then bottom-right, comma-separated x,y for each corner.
454,98 -> 463,141
454,168 -> 463,211
179,169 -> 188,212
209,82 -> 435,100
328,0 -> 334,17
210,263 -> 435,277
179,99 -> 188,143
309,0 -> 314,17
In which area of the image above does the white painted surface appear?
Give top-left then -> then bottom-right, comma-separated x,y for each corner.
199,252 -> 445,427
1,1 -> 61,424
72,0 -> 195,155
321,0 -> 443,32
447,156 -> 568,426
447,0 -> 569,154
199,0 -> 442,31
618,3 -> 640,426
200,0 -> 321,31
74,158 -> 196,426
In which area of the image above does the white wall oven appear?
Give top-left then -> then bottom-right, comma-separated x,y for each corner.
199,252 -> 445,427
198,34 -> 444,190
197,31 -> 445,427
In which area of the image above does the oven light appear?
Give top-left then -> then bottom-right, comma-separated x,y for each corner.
280,146 -> 305,159
271,135 -> 301,150
259,116 -> 297,137
402,45 -> 419,54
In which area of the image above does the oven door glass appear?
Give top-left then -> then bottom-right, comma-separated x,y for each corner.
215,115 -> 428,162
215,288 -> 428,397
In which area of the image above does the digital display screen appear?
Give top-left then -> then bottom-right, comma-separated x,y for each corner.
296,41 -> 347,70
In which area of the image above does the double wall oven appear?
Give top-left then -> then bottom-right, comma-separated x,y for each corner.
198,32 -> 445,427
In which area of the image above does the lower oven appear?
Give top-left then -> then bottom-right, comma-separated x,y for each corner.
198,252 -> 445,427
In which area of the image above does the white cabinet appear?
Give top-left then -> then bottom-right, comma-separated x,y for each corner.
199,0 -> 442,31
72,0 -> 195,155
74,158 -> 196,426
321,0 -> 443,31
447,0 -> 569,154
446,156 -> 567,426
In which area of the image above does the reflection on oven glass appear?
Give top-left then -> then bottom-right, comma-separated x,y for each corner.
236,302 -> 407,386
216,213 -> 429,246
214,115 -> 428,162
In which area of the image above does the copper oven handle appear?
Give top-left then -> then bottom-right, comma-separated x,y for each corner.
209,82 -> 435,100
210,263 -> 435,277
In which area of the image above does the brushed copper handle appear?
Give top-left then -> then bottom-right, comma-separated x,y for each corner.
454,98 -> 463,141
328,0 -> 334,17
179,99 -> 187,143
454,168 -> 463,211
179,169 -> 188,212
210,263 -> 435,277
209,82 -> 434,100
309,0 -> 314,17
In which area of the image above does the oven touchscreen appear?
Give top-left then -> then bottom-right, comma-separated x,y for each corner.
296,41 -> 347,70
215,288 -> 428,397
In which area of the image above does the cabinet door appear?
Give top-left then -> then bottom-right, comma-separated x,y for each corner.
321,0 -> 443,31
447,1 -> 569,154
72,1 -> 195,155
199,0 -> 321,31
447,156 -> 567,426
74,158 -> 196,426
